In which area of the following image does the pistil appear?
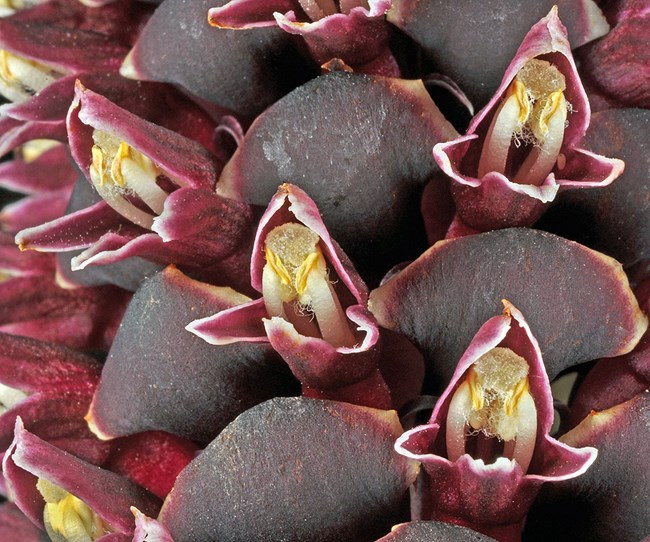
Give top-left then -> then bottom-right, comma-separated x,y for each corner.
262,223 -> 356,348
446,347 -> 537,472
478,59 -> 568,185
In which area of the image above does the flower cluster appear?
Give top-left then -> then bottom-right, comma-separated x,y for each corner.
0,1 -> 648,541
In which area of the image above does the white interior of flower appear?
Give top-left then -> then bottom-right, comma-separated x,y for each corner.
298,0 -> 369,20
89,130 -> 169,229
262,223 -> 356,348
37,478 -> 112,542
0,382 -> 27,415
478,59 -> 568,186
446,347 -> 537,473
0,49 -> 63,102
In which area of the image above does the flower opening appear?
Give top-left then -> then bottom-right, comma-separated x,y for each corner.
478,58 -> 568,186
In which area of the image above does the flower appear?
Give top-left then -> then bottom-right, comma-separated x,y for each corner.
395,301 -> 597,540
189,183 -> 424,409
209,0 -> 398,75
432,8 -> 624,231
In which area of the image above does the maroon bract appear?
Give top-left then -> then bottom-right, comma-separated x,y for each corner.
159,397 -> 418,542
395,302 -> 596,541
189,184 -> 403,409
432,8 -> 623,231
537,108 -> 650,266
210,0 -> 398,75
87,266 -> 297,444
369,228 -> 647,393
120,0 -> 312,119
387,0 -> 609,108
525,392 -> 650,541
217,71 -> 458,282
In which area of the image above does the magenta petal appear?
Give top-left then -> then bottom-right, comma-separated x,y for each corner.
0,393 -> 111,465
263,306 -> 380,387
273,2 -> 396,73
0,144 -> 76,194
208,0 -> 297,28
0,332 -> 101,393
0,275 -> 131,350
577,0 -> 650,108
68,83 -> 220,191
0,232 -> 54,276
0,16 -> 128,75
159,397 -> 418,542
5,418 -> 161,534
16,199 -> 142,253
1,189 -> 72,233
132,508 -> 174,542
150,187 -> 253,259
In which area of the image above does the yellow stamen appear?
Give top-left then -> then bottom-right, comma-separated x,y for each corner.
91,145 -> 106,185
294,251 -> 320,296
505,377 -> 529,417
465,347 -> 530,441
0,50 -> 14,81
467,367 -> 483,411
532,89 -> 564,141
37,478 -> 111,541
511,79 -> 530,126
110,141 -> 131,187
265,245 -> 293,288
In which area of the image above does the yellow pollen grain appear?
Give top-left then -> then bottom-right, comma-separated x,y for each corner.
110,141 -> 131,187
466,347 -> 530,439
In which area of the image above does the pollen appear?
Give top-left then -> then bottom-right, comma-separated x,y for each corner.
466,347 -> 530,441
265,223 -> 321,297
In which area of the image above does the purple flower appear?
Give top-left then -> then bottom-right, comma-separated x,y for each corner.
209,0 -> 398,75
188,184 -> 415,409
395,301 -> 596,540
432,8 -> 623,231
